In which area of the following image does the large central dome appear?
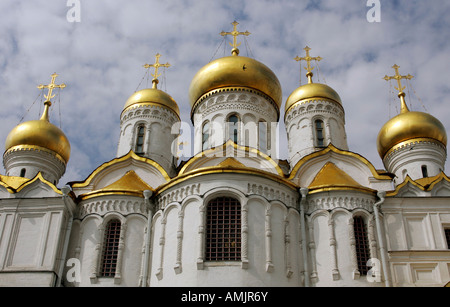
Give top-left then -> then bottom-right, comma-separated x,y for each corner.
188,55 -> 282,112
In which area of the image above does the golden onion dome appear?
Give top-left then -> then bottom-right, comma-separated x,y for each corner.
377,64 -> 447,158
377,109 -> 447,158
188,55 -> 282,113
4,102 -> 71,164
285,82 -> 342,113
123,87 -> 180,118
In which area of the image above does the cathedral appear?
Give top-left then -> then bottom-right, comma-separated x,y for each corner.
1,22 -> 450,287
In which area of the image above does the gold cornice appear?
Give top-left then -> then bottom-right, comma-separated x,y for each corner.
77,170 -> 154,201
179,140 -> 285,177
308,186 -> 377,195
288,144 -> 393,181
4,144 -> 67,165
78,190 -> 147,201
70,150 -> 170,188
190,86 -> 280,122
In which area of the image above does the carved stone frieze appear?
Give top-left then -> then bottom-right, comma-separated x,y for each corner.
78,198 -> 148,219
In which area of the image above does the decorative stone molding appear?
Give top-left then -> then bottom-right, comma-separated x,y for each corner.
120,104 -> 178,126
306,193 -> 375,214
247,183 -> 296,208
78,198 -> 147,219
194,92 -> 278,121
158,183 -> 201,209
285,99 -> 345,123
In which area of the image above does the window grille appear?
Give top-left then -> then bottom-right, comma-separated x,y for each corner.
353,216 -> 370,275
100,219 -> 121,277
205,197 -> 241,261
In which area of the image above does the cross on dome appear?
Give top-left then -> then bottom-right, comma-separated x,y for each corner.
220,21 -> 251,56
143,53 -> 171,89
294,46 -> 322,84
37,73 -> 66,121
383,64 -> 414,113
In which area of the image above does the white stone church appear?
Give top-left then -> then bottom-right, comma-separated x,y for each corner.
1,22 -> 450,287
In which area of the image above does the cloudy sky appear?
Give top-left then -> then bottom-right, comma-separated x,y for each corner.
1,0 -> 449,186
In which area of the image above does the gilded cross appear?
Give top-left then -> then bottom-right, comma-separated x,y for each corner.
37,73 -> 66,102
294,46 -> 322,84
37,73 -> 66,121
220,21 -> 251,56
143,53 -> 171,88
383,64 -> 413,113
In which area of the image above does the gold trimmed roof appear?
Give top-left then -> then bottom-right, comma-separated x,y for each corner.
289,144 -> 393,181
308,162 -> 362,190
0,172 -> 62,194
386,172 -> 450,196
218,157 -> 246,168
78,170 -> 153,200
0,174 -> 30,191
102,170 -> 152,192
70,150 -> 170,189
308,162 -> 375,194
178,140 -> 285,177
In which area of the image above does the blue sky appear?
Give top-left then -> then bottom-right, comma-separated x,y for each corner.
0,0 -> 449,185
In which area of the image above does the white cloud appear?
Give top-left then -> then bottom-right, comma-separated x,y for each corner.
0,0 -> 449,185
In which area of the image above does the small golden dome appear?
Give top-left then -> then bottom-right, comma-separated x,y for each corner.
285,82 -> 342,113
189,55 -> 282,111
377,110 -> 447,158
123,87 -> 180,117
4,113 -> 71,164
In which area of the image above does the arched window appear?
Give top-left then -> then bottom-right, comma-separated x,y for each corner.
258,121 -> 268,153
421,165 -> 428,178
202,121 -> 210,151
100,219 -> 121,277
315,119 -> 325,147
227,115 -> 239,144
205,196 -> 241,261
135,125 -> 145,154
20,168 -> 26,178
353,216 -> 370,275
